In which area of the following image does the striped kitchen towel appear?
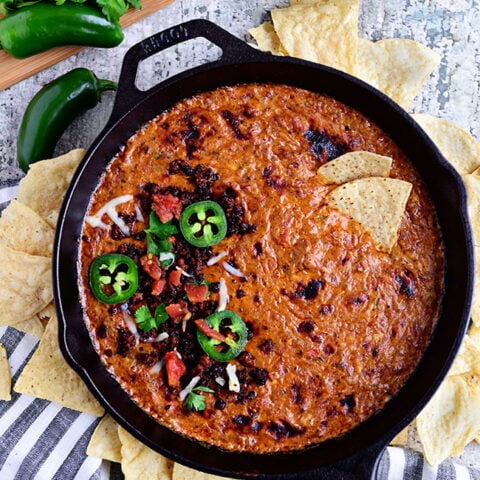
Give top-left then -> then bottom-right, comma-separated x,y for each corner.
1,323 -> 480,480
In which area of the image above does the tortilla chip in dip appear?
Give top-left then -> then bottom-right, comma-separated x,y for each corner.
357,38 -> 440,110
317,151 -> 392,184
417,375 -> 480,465
248,22 -> 286,55
14,313 -> 104,416
412,114 -> 480,175
0,344 -> 12,401
87,415 -> 122,463
0,200 -> 54,257
118,426 -> 173,480
16,148 -> 84,227
0,245 -> 52,326
271,1 -> 359,75
327,177 -> 412,253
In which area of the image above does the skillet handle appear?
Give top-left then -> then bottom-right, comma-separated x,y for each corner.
108,19 -> 263,125
299,440 -> 386,480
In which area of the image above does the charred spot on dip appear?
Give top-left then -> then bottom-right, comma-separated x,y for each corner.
78,83 -> 444,454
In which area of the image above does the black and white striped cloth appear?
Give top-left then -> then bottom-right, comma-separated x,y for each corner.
1,184 -> 479,480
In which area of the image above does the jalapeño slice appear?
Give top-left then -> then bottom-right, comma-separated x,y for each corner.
180,200 -> 227,248
89,253 -> 138,304
196,310 -> 248,362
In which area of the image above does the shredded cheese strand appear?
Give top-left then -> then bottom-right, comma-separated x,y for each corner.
217,277 -> 229,312
222,261 -> 246,278
207,250 -> 228,266
226,363 -> 240,392
179,376 -> 201,401
86,194 -> 134,235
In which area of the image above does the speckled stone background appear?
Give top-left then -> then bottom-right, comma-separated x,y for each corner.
0,0 -> 479,470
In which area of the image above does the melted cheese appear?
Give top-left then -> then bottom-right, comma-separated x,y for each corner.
86,194 -> 134,235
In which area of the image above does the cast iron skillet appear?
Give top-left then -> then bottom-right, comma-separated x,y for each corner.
54,19 -> 474,479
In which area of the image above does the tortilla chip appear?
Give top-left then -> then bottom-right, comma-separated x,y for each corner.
357,38 -> 440,110
248,22 -> 287,55
468,324 -> 480,346
14,313 -> 104,416
16,148 -> 84,227
36,302 -> 56,327
417,375 -> 480,465
0,344 -> 12,401
289,0 -> 324,3
390,426 -> 409,447
87,414 -> 122,463
473,246 -> 480,328
466,171 -> 480,326
11,316 -> 45,340
0,245 -> 52,326
449,335 -> 480,376
271,1 -> 359,75
0,200 -> 54,257
327,177 -> 412,252
172,463 -> 230,480
317,151 -> 392,184
412,114 -> 480,175
118,426 -> 173,480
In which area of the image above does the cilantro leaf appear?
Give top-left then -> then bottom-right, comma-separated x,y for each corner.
154,304 -> 168,325
95,0 -> 127,23
134,303 -> 169,332
184,386 -> 215,412
134,305 -> 156,332
145,211 -> 178,239
145,211 -> 178,256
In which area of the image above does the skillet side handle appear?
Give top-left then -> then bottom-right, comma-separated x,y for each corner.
108,19 -> 262,125
297,440 -> 385,480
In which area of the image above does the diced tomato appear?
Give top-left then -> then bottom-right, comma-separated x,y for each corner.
165,302 -> 188,321
140,254 -> 162,280
185,284 -> 208,303
194,318 -> 226,342
164,351 -> 186,387
168,269 -> 182,286
152,193 -> 182,223
152,279 -> 166,296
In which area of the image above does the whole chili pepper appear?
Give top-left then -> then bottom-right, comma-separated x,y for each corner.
17,68 -> 117,172
0,3 -> 124,59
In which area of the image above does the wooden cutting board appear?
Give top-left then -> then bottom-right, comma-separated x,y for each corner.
0,0 -> 175,91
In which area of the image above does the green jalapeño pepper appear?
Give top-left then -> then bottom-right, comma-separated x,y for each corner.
0,3 -> 124,59
196,310 -> 248,362
89,254 -> 138,305
179,200 -> 227,248
17,67 -> 117,172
